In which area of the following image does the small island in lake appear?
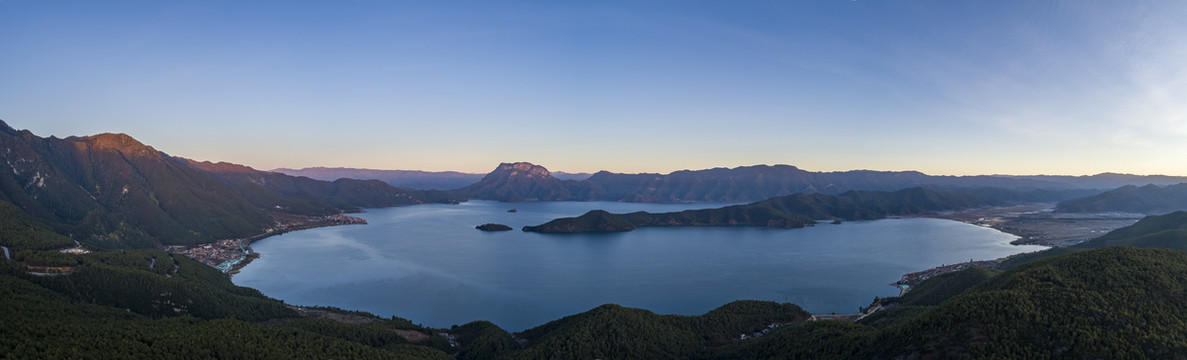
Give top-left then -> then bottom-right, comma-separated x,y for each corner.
476,223 -> 513,231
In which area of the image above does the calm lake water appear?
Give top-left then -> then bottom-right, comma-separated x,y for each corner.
233,200 -> 1046,330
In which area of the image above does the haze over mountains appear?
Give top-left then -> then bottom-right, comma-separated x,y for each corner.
454,162 -> 1186,204
1056,183 -> 1187,215
279,162 -> 1187,202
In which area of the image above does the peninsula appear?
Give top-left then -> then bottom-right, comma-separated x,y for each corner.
524,187 -> 994,233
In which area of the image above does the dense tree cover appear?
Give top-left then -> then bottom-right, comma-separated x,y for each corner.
995,246 -> 1085,270
506,301 -> 810,359
0,121 -> 455,249
709,321 -> 876,359
857,267 -> 1001,329
0,125 -> 266,247
1078,210 -> 1187,251
12,249 -> 80,267
71,210 -> 160,249
278,318 -> 451,353
0,200 -> 74,251
0,252 -> 452,359
452,321 -> 521,360
526,187 -> 998,233
709,247 -> 1187,358
32,249 -> 293,321
893,266 -> 1001,308
869,247 -> 1187,358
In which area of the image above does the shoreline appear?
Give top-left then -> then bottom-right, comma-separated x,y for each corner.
888,206 -> 1063,295
172,212 -> 369,275
211,203 -> 1134,329
892,204 -> 1144,296
932,204 -> 1141,247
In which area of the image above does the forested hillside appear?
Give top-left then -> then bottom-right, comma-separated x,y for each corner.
705,247 -> 1187,358
0,249 -> 453,359
1057,183 -> 1187,214
525,187 -> 996,233
0,121 -> 451,248
184,159 -> 460,214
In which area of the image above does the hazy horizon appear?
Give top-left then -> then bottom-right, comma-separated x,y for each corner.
4,119 -> 1186,177
4,1 -> 1187,176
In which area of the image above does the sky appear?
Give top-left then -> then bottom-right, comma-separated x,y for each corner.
2,1 -> 1187,176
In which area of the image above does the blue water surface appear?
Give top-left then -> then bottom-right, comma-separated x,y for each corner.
232,200 -> 1046,330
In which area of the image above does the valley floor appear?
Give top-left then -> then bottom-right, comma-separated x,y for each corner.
937,204 -> 1143,247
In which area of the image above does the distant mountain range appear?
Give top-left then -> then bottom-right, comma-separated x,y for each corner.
1056,183 -> 1187,215
272,166 -> 591,190
278,163 -> 1187,203
457,162 -> 1180,203
1001,173 -> 1187,189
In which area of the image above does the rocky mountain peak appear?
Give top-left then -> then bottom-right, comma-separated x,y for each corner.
490,162 -> 552,179
83,133 -> 157,156
463,162 -> 573,201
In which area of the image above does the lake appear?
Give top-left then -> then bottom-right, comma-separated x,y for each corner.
232,200 -> 1047,331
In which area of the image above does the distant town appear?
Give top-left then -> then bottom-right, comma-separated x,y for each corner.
168,213 -> 368,273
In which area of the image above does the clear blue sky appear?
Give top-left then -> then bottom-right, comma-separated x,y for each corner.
3,1 -> 1186,175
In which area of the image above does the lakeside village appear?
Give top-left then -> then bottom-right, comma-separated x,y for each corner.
891,259 -> 1001,294
166,213 -> 367,274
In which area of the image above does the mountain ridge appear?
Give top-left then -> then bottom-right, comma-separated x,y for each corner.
0,120 -> 453,248
1056,183 -> 1187,214
271,166 -> 592,190
462,162 -> 1182,203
